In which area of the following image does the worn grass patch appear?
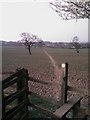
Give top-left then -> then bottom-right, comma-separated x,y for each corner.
28,94 -> 58,119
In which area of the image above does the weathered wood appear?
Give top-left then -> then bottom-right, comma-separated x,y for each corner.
2,67 -> 86,119
2,74 -> 18,85
2,90 -> 6,118
54,96 -> 82,118
17,69 -> 29,118
3,77 -> 18,89
61,63 -> 68,105
2,72 -> 15,75
2,69 -> 24,84
4,101 -> 27,120
65,63 -> 68,103
22,69 -> 29,118
4,88 -> 27,106
2,68 -> 29,120
29,77 -> 50,85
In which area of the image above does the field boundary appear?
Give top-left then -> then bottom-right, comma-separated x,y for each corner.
2,67 -> 87,119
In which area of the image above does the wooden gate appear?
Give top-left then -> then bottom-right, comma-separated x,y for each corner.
2,68 -> 29,120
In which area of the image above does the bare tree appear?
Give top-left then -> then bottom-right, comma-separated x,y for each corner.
37,40 -> 45,48
72,36 -> 80,53
49,0 -> 90,20
20,32 -> 39,55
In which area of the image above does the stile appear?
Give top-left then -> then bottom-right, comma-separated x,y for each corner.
2,69 -> 29,120
4,88 -> 27,106
54,96 -> 83,119
2,66 -> 87,119
3,101 -> 27,120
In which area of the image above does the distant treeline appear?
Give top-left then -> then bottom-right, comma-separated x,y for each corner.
1,41 -> 90,49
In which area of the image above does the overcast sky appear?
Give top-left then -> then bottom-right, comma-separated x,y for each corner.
0,1 -> 88,42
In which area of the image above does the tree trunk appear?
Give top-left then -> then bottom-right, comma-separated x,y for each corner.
76,49 -> 79,53
28,47 -> 31,55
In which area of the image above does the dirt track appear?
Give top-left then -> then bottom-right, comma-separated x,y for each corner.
43,50 -> 64,101
43,50 -> 63,83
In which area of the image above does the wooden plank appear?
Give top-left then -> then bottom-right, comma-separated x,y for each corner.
2,90 -> 6,118
28,102 -> 59,118
2,68 -> 24,84
54,96 -> 83,118
2,77 -> 18,89
2,74 -> 18,85
17,69 -> 28,116
2,72 -> 15,75
2,68 -> 29,120
3,88 -> 27,106
3,101 -> 27,120
29,77 -> 50,85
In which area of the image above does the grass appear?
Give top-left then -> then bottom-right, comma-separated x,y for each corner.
28,94 -> 59,119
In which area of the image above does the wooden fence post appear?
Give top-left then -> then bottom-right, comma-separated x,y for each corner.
61,63 -> 68,105
2,90 -> 5,119
17,69 -> 29,118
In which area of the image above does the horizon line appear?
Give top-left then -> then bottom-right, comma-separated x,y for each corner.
0,40 -> 88,43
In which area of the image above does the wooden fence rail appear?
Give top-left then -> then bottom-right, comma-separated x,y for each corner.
2,68 -> 29,120
29,76 -> 50,85
2,64 -> 87,120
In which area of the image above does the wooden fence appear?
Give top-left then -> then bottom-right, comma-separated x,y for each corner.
2,63 -> 87,120
2,68 -> 29,120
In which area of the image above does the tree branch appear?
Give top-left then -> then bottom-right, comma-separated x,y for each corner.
49,0 -> 90,20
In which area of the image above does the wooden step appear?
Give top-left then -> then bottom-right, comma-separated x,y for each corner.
53,96 -> 83,118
